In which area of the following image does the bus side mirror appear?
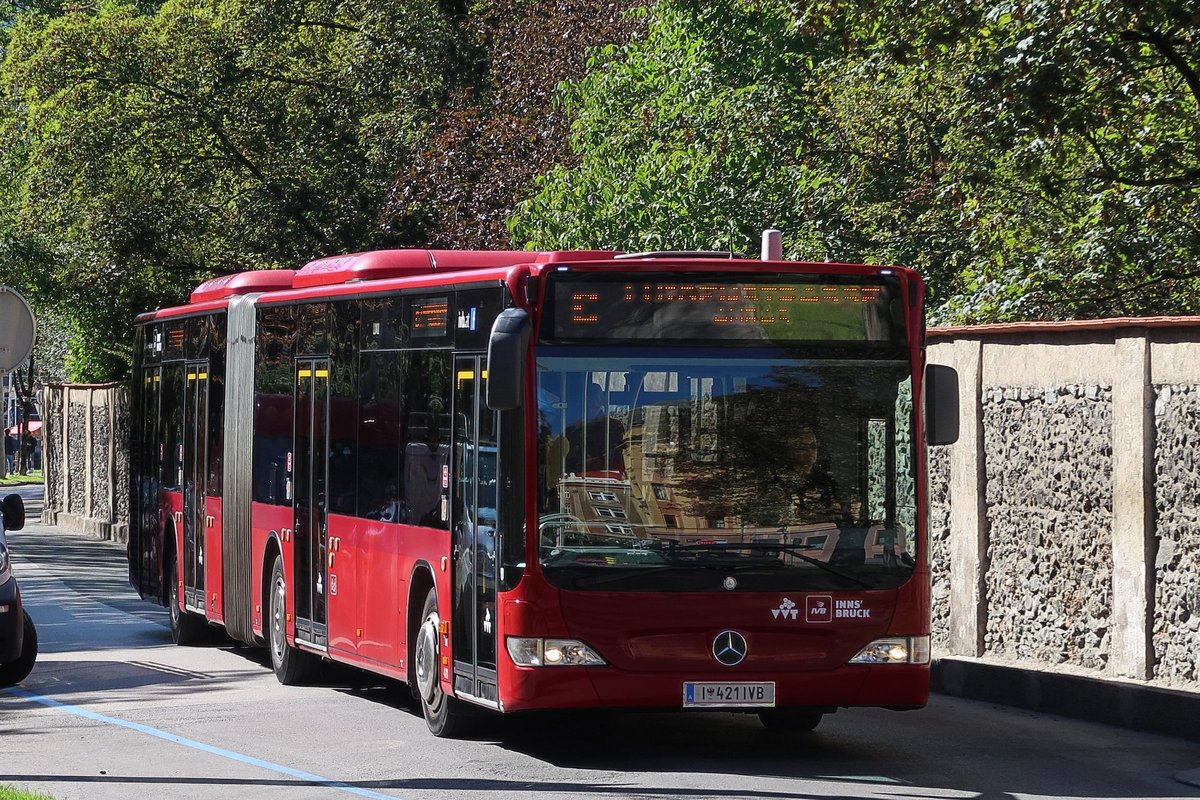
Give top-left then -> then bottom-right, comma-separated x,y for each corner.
486,308 -> 531,411
925,363 -> 959,446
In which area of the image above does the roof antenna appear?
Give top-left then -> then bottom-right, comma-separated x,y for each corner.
761,229 -> 783,261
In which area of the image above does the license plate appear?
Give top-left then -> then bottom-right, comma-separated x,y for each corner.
683,681 -> 775,708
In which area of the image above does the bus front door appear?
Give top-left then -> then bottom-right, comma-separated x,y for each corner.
293,358 -> 330,649
451,355 -> 499,705
182,361 -> 209,615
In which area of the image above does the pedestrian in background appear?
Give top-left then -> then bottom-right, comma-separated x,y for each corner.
3,433 -> 16,474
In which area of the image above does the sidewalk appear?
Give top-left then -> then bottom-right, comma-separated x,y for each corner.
5,489 -> 161,627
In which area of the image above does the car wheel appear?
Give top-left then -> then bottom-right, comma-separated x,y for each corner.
0,610 -> 38,686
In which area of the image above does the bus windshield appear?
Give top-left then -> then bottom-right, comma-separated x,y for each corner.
536,347 -> 916,592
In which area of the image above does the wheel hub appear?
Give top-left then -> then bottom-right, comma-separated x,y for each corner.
415,613 -> 439,702
271,576 -> 286,662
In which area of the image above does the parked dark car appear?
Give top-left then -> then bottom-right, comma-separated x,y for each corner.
0,493 -> 37,686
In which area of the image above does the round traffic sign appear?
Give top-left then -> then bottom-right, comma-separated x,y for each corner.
0,287 -> 36,372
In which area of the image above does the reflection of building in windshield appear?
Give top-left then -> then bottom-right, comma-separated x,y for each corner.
556,475 -> 644,538
539,360 -> 915,560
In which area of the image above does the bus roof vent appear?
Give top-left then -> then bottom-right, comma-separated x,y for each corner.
292,249 -> 548,288
614,250 -> 745,260
190,269 -> 297,304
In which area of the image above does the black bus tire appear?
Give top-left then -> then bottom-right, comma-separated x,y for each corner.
758,708 -> 823,732
0,610 -> 38,687
414,587 -> 474,738
168,557 -> 208,645
268,554 -> 315,685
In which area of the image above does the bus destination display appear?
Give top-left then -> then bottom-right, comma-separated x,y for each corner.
550,276 -> 902,343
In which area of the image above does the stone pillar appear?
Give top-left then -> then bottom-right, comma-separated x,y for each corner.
1111,333 -> 1154,679
946,339 -> 987,657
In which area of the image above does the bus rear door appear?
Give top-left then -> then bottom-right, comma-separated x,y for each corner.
182,360 -> 208,616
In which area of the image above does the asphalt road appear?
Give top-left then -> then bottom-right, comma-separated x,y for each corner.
2,487 -> 1199,800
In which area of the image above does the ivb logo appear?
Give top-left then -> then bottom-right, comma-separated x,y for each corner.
806,595 -> 833,623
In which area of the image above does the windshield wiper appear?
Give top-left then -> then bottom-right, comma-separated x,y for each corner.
666,543 -> 876,589
561,557 -> 781,588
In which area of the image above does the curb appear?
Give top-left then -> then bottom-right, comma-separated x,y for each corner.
932,657 -> 1200,743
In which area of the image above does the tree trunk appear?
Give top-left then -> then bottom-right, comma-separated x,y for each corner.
14,356 -> 36,475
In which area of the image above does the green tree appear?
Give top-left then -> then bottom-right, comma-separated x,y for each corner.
0,0 -> 472,380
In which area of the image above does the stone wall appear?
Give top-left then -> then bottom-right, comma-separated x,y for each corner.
41,384 -> 129,542
1153,383 -> 1200,687
982,386 -> 1113,670
929,320 -> 1200,694
928,446 -> 952,651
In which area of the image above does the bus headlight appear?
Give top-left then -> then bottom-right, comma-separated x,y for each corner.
506,637 -> 606,667
849,636 -> 930,665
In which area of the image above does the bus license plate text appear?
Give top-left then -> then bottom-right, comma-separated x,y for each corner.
683,681 -> 775,708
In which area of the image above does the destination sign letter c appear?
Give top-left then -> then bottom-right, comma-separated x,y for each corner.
571,291 -> 601,325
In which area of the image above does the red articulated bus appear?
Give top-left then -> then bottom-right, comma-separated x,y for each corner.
129,237 -> 959,736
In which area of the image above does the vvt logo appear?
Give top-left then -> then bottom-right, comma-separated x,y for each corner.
771,597 -> 798,620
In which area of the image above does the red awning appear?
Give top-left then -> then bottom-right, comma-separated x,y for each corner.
5,421 -> 41,438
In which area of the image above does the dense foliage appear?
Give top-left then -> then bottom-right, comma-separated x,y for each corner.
511,0 -> 1200,322
2,0 -> 1198,379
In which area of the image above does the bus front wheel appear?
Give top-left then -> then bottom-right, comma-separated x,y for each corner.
758,708 -> 824,732
414,588 -> 473,738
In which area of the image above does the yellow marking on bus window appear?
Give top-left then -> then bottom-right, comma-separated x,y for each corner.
456,369 -> 478,390
315,369 -> 329,378
187,373 -> 196,381
298,369 -> 312,378
198,372 -> 208,380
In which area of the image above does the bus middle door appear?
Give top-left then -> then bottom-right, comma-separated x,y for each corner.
451,355 -> 499,706
293,358 -> 330,650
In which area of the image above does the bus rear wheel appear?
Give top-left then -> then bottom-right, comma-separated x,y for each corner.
758,708 -> 824,732
268,554 -> 315,685
168,557 -> 208,645
414,588 -> 474,738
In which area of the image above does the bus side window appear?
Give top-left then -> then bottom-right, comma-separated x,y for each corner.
401,351 -> 452,530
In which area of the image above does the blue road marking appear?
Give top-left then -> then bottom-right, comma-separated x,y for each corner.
4,687 -> 402,800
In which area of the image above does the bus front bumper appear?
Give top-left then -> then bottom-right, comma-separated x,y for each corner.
497,662 -> 929,713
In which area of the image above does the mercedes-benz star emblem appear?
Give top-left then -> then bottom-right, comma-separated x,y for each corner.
712,630 -> 748,666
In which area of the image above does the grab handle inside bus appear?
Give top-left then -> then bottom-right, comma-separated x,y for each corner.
925,363 -> 960,446
486,307 -> 532,410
